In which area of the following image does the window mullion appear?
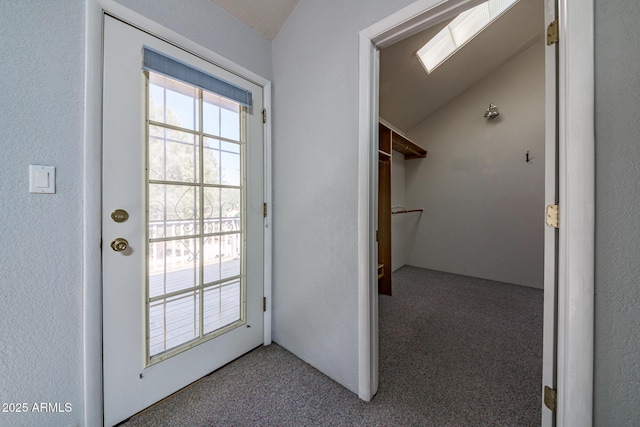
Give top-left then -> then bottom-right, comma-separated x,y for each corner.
198,88 -> 205,339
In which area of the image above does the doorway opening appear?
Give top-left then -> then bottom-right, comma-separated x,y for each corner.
357,1 -> 594,425
376,0 -> 547,423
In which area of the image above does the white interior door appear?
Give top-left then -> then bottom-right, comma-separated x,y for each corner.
102,15 -> 265,426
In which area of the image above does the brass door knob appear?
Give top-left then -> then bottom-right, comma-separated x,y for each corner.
110,238 -> 129,252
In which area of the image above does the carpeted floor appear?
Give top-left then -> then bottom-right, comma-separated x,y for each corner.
122,266 -> 543,426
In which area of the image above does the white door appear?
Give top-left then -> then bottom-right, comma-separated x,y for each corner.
102,15 -> 265,426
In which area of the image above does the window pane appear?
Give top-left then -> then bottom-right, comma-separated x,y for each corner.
220,107 -> 240,141
220,233 -> 241,280
149,126 -> 199,183
203,92 -> 221,136
149,184 -> 199,238
220,142 -> 241,186
203,138 -> 221,185
202,233 -> 240,284
148,239 -> 201,298
417,0 -> 519,73
204,92 -> 241,140
450,4 -> 490,46
204,280 -> 240,335
149,73 -> 199,131
221,188 -> 241,219
203,187 -> 221,226
417,30 -> 456,72
149,290 -> 200,356
203,236 -> 221,285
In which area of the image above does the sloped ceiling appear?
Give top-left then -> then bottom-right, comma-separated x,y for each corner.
208,0 -> 543,132
209,0 -> 299,40
380,0 -> 543,132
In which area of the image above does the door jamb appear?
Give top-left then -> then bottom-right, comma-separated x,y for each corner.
84,1 -> 273,425
357,1 -> 594,425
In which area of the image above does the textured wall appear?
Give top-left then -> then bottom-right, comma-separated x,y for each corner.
114,0 -> 272,80
405,41 -> 545,288
0,1 -> 85,426
594,0 -> 640,423
271,0 -> 416,393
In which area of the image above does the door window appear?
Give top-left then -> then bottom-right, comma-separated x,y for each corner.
146,72 -> 246,363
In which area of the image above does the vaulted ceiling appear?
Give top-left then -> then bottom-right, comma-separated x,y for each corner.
209,0 -> 544,133
209,0 -> 299,40
380,0 -> 544,132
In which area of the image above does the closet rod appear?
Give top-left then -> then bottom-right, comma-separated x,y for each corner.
391,209 -> 424,215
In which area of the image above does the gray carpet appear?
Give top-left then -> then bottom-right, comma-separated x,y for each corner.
122,266 -> 543,426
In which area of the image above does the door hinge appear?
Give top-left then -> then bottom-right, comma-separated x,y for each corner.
546,204 -> 559,228
546,20 -> 559,45
263,297 -> 267,312
263,202 -> 267,218
262,108 -> 267,124
544,386 -> 557,412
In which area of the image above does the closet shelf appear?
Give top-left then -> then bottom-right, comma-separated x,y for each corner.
391,133 -> 427,159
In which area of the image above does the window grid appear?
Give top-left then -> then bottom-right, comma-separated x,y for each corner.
145,72 -> 246,364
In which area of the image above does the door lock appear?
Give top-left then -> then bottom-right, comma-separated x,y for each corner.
111,209 -> 129,223
110,238 -> 129,252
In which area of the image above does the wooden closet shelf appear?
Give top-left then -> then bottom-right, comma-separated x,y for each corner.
391,133 -> 427,159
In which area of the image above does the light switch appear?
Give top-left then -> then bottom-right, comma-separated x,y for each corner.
29,165 -> 56,194
36,171 -> 49,188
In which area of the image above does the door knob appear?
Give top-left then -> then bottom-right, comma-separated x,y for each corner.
110,238 -> 129,252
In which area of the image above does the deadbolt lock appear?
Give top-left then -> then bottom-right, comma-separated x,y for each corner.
111,209 -> 129,223
110,238 -> 129,252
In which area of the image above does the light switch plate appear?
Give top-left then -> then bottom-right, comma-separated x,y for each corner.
29,165 -> 56,194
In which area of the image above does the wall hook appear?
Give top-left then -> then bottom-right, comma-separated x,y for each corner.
526,151 -> 530,163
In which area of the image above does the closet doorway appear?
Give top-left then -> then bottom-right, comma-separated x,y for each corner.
372,0 -> 557,425
359,0 -> 594,424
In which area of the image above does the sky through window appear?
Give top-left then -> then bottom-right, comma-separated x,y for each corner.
417,0 -> 519,74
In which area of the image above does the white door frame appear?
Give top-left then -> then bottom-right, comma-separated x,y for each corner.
357,1 -> 594,426
83,1 -> 273,425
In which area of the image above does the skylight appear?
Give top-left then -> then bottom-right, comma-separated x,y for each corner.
417,0 -> 520,74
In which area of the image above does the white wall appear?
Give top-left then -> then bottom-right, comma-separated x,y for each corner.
114,0 -> 272,80
594,0 -> 640,423
391,152 -> 406,271
391,150 -> 406,210
0,1 -> 270,425
405,40 -> 545,288
271,0 -> 416,393
391,151 -> 422,271
0,2 -> 85,425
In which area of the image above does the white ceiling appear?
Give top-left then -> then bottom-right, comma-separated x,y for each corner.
209,0 -> 299,40
380,0 -> 543,132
